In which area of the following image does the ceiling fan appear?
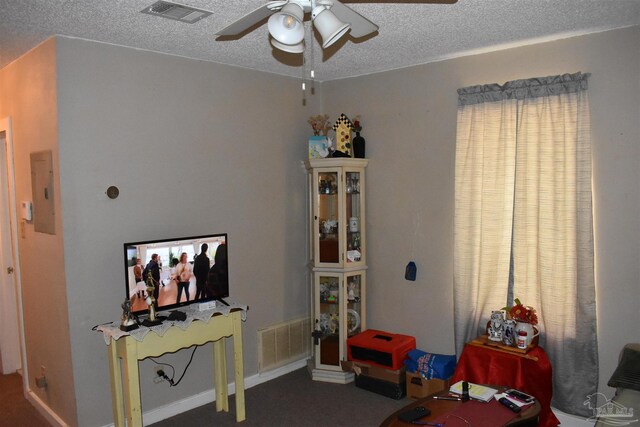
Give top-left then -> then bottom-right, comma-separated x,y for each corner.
215,0 -> 457,54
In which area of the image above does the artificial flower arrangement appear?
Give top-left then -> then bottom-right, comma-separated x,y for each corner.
503,298 -> 538,325
308,114 -> 331,136
352,115 -> 362,133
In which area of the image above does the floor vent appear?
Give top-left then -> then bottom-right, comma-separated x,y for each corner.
258,317 -> 311,373
141,1 -> 212,24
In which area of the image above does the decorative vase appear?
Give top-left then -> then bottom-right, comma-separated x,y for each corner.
514,321 -> 539,347
353,131 -> 366,158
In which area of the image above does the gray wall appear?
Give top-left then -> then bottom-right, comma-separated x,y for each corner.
322,26 -> 640,404
55,38 -> 316,426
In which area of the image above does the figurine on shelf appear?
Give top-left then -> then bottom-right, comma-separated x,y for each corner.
119,298 -> 138,332
329,313 -> 339,334
141,272 -> 163,326
146,273 -> 157,320
347,282 -> 357,302
323,219 -> 337,234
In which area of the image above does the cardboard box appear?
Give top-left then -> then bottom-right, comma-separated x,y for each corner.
341,360 -> 405,384
406,372 -> 451,400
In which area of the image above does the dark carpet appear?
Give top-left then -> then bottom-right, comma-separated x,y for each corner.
0,373 -> 49,427
151,367 -> 411,427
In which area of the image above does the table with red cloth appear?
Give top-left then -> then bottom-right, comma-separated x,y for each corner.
452,343 -> 560,427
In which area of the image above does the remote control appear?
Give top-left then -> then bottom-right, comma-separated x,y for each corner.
499,397 -> 522,413
505,388 -> 535,403
398,406 -> 431,423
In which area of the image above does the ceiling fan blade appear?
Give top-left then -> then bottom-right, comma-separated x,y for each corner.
215,2 -> 286,36
330,0 -> 379,38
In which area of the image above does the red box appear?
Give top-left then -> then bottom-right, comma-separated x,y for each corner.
347,329 -> 416,370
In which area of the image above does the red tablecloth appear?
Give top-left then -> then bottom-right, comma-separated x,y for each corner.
452,344 -> 560,427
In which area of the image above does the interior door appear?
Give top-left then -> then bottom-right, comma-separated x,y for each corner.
0,126 -> 22,374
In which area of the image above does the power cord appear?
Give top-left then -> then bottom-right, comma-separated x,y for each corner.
150,346 -> 198,387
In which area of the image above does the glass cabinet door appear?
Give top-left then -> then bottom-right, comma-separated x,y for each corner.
314,169 -> 341,266
344,170 -> 363,266
315,274 -> 342,369
345,272 -> 365,338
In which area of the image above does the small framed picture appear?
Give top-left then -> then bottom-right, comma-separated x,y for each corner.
309,136 -> 330,159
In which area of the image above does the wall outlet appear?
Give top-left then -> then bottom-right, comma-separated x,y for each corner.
35,366 -> 47,389
153,366 -> 165,384
35,375 -> 47,388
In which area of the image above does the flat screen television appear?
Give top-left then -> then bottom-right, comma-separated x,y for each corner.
124,233 -> 228,315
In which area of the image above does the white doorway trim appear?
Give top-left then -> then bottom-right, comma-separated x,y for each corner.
0,116 -> 28,387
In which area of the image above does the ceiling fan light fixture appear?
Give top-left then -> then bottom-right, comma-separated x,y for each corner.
312,6 -> 350,49
268,3 -> 305,46
270,37 -> 305,54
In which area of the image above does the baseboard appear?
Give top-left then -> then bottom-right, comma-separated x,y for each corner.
552,407 -> 593,427
101,357 -> 310,427
26,389 -> 69,427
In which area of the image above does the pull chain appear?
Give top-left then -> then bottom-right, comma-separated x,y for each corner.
302,20 -> 309,105
309,18 -> 315,95
302,19 -> 317,103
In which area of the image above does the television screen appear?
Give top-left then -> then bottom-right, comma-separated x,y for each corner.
124,233 -> 228,315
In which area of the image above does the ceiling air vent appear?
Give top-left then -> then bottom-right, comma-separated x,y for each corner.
141,1 -> 212,24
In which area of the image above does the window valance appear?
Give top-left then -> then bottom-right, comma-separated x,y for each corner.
457,72 -> 590,106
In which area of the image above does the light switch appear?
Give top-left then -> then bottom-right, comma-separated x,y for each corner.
21,201 -> 33,221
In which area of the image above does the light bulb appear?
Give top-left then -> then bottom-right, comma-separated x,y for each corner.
267,3 -> 304,46
283,15 -> 296,29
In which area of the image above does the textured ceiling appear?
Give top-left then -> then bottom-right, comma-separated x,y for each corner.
1,0 -> 639,81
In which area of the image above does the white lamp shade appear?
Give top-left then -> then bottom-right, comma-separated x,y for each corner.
270,37 -> 304,54
313,7 -> 350,48
268,3 -> 305,46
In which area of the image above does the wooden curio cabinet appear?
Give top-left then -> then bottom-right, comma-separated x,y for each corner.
305,158 -> 368,383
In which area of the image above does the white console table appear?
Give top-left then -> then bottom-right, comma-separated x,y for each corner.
97,305 -> 247,426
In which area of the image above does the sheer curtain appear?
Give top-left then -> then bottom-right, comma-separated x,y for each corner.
454,73 -> 597,416
453,93 -> 517,355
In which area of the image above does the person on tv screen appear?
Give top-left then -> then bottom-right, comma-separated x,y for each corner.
175,252 -> 192,304
206,244 -> 228,299
134,257 -> 145,299
143,253 -> 160,301
193,243 -> 210,301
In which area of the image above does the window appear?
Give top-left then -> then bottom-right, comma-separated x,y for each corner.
454,73 -> 596,416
